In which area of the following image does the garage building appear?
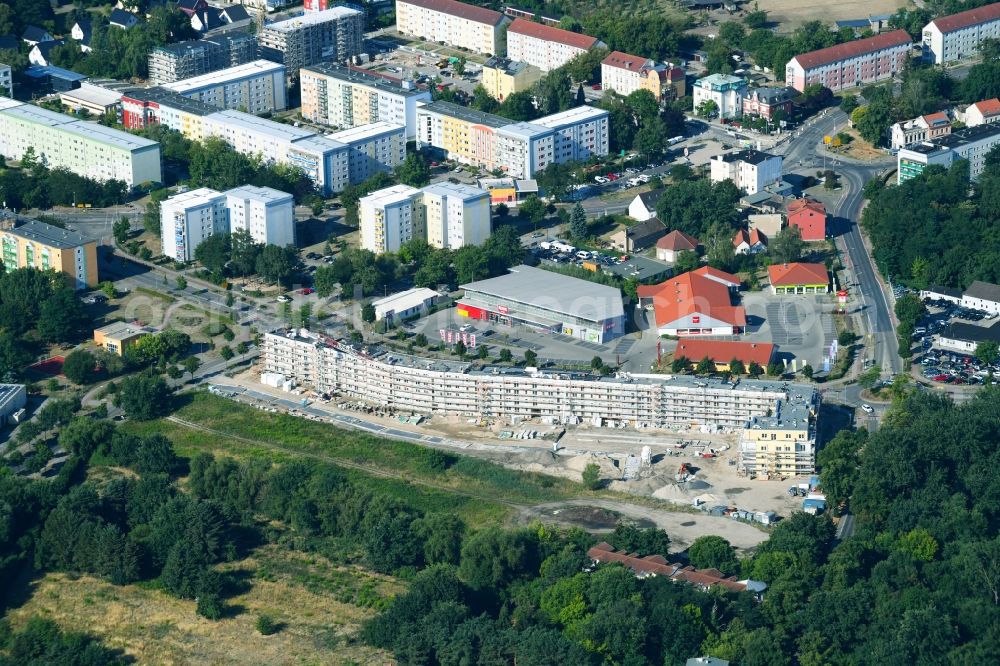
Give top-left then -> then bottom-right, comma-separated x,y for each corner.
458,264 -> 626,343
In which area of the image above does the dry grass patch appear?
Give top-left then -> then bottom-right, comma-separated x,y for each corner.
6,546 -> 397,666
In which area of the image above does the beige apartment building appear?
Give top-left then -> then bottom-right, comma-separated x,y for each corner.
481,56 -> 543,101
395,0 -> 504,55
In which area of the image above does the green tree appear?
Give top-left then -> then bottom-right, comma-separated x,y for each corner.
671,355 -> 690,373
219,345 -> 234,361
976,340 -> 999,366
858,364 -> 881,389
802,364 -> 814,379
62,349 -> 97,385
37,289 -> 89,343
894,293 -> 926,327
729,359 -> 746,376
519,195 -> 546,227
112,217 -> 131,245
696,356 -> 714,374
523,349 -> 538,366
113,373 -> 172,420
673,250 -> 700,275
454,340 -> 467,358
183,355 -> 201,379
770,225 -> 805,263
569,203 -> 588,240
499,347 -> 513,363
581,462 -> 601,490
688,535 -> 740,575
256,245 -> 296,285
176,276 -> 187,290
748,361 -> 764,377
395,152 -> 431,187
194,233 -> 232,273
362,302 -> 376,324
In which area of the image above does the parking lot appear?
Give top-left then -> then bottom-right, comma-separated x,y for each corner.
915,298 -> 1000,386
741,291 -> 835,369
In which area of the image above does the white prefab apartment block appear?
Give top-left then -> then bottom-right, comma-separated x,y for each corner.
327,121 -> 407,185
299,63 -> 431,139
395,0 -> 504,55
360,182 -> 490,253
0,96 -> 161,187
0,63 -> 11,96
160,188 -> 229,262
359,184 -> 422,254
415,100 -> 609,178
259,7 -> 364,77
506,18 -> 604,72
225,185 -> 295,247
531,105 -> 609,164
785,30 -> 911,93
162,60 -> 287,113
922,3 -> 1000,65
420,182 -> 491,250
692,74 -> 747,119
710,149 -> 783,195
161,185 -> 297,261
897,123 -> 1000,184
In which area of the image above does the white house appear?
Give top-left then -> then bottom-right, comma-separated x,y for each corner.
506,18 -> 604,72
109,9 -> 140,30
961,280 -> 1000,315
691,74 -> 747,119
628,190 -> 663,222
922,3 -> 1000,65
224,185 -> 295,248
372,287 -> 439,322
70,19 -> 93,53
889,112 -> 952,150
965,98 -> 1000,127
710,149 -> 783,195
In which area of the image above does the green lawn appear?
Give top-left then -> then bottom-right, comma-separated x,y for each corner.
123,391 -> 587,524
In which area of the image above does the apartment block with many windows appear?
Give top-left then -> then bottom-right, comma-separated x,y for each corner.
148,33 -> 257,86
785,30 -> 911,93
359,184 -> 423,254
258,7 -> 364,79
1,219 -> 98,288
506,18 -> 604,72
395,0 -> 504,55
0,96 -> 161,187
162,60 -> 287,114
263,329 -> 819,474
922,3 -> 1000,64
897,122 -> 1000,184
299,63 -> 431,139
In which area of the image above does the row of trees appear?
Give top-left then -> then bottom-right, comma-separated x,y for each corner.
0,155 -> 128,211
194,229 -> 299,285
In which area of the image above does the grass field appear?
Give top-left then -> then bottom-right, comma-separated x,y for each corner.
6,545 -> 396,665
122,391 -> 587,524
756,0 -> 908,31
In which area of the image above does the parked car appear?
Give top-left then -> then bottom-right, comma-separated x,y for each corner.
300,288 -> 315,295
277,295 -> 291,303
594,176 -> 609,184
861,404 -> 874,414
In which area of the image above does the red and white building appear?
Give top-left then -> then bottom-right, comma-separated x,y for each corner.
922,3 -> 1000,65
889,111 -> 952,149
506,18 -> 605,72
964,98 -> 1000,127
600,50 -> 686,99
674,340 -> 775,371
733,227 -> 767,255
637,266 -> 745,337
785,30 -> 911,93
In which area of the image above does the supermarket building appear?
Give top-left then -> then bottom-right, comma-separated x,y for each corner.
457,264 -> 625,344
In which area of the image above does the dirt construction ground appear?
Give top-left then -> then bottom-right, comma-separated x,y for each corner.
757,0 -> 908,30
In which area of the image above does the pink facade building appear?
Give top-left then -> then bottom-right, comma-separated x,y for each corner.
785,30 -> 912,93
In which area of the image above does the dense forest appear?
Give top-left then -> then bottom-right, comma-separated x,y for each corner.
862,148 -> 1000,290
2,382 -> 999,663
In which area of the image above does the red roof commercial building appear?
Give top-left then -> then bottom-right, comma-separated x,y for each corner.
785,29 -> 911,92
786,198 -> 827,241
587,542 -> 756,593
674,340 -> 775,371
767,262 -> 829,294
637,266 -> 745,336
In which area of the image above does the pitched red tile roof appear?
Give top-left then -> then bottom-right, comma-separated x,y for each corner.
749,227 -> 767,246
921,111 -> 950,127
692,265 -> 741,288
732,228 -> 750,248
971,98 -> 1000,118
790,29 -> 911,70
586,544 -> 747,592
401,0 -> 503,25
786,197 -> 826,216
602,50 -> 653,73
636,269 -> 745,328
656,229 -> 699,252
930,3 -> 1000,34
508,18 -> 601,50
675,339 -> 775,366
767,262 -> 829,287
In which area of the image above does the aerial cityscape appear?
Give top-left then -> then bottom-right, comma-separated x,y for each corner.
0,0 -> 997,663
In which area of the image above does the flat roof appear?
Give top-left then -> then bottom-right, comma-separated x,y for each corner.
23,64 -> 88,81
497,121 -> 552,140
224,185 -> 294,204
483,56 -> 535,75
460,264 -> 625,323
6,219 -> 94,249
372,287 -> 440,310
95,320 -> 153,339
716,148 -> 778,165
58,83 -> 123,107
162,187 -> 223,209
359,183 -> 420,207
288,134 -> 347,154
163,60 -> 284,94
302,62 -> 425,96
418,100 -> 511,128
123,86 -> 217,116
206,109 -> 315,141
0,98 -> 158,151
263,6 -> 362,32
931,122 -> 1000,149
421,182 -> 490,201
533,104 -> 608,128
327,121 -> 404,144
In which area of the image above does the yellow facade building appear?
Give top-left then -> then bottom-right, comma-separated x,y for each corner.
93,321 -> 154,356
481,56 -> 543,101
1,219 -> 98,288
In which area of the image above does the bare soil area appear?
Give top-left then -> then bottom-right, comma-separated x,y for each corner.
757,0 -> 908,31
